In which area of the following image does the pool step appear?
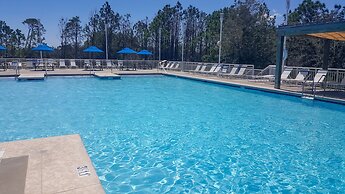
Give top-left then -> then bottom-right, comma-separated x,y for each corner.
94,72 -> 121,79
18,73 -> 45,80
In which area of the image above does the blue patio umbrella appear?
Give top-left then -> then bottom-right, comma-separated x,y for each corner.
117,48 -> 137,70
137,50 -> 153,55
83,46 -> 104,53
0,45 -> 7,51
137,50 -> 153,69
32,44 -> 54,52
32,44 -> 54,74
117,47 -> 137,54
83,46 -> 104,72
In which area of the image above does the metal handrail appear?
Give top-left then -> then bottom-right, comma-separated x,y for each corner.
302,71 -> 326,98
301,71 -> 314,97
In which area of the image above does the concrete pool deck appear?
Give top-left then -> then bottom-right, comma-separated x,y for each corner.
0,134 -> 104,194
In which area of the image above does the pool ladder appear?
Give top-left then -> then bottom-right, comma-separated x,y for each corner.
301,74 -> 327,100
301,84 -> 315,100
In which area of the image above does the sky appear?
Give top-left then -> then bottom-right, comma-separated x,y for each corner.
0,0 -> 343,47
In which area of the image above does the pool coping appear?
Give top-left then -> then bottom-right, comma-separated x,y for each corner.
0,134 -> 105,194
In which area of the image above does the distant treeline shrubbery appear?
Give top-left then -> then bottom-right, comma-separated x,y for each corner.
0,0 -> 344,69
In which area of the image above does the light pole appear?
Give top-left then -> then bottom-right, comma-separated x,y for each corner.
105,20 -> 109,60
181,23 -> 185,62
158,27 -> 161,61
218,12 -> 224,64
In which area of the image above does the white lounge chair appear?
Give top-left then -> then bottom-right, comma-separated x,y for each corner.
118,60 -> 124,70
167,62 -> 175,69
213,65 -> 222,74
162,62 -> 170,69
8,61 -> 21,69
280,67 -> 294,81
70,60 -> 77,69
232,67 -> 247,77
95,60 -> 102,70
47,59 -> 55,70
201,64 -> 217,74
220,65 -> 229,74
159,60 -> 168,69
221,66 -> 238,76
164,62 -> 170,69
285,70 -> 308,84
197,65 -> 207,73
188,65 -> 201,73
304,70 -> 327,86
59,59 -> 66,68
36,59 -> 45,70
84,60 -> 91,70
106,60 -> 113,69
172,63 -> 180,70
205,65 -> 222,75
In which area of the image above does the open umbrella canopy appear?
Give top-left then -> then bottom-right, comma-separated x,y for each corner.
32,44 -> 54,52
0,45 -> 7,50
117,47 -> 137,54
83,46 -> 103,53
137,50 -> 153,55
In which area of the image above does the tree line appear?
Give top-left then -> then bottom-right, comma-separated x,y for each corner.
0,0 -> 344,69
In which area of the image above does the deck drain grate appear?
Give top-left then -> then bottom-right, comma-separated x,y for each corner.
77,166 -> 90,177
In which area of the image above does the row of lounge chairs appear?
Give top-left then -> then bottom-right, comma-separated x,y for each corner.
279,67 -> 345,90
187,64 -> 248,78
280,67 -> 327,86
161,61 -> 250,78
4,59 -> 135,70
160,61 -> 180,71
161,61 -> 345,90
56,59 -> 116,70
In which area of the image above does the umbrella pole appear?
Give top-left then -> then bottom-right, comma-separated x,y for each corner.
41,51 -> 47,76
91,53 -> 94,73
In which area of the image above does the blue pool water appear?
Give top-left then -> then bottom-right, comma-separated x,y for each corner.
0,76 -> 345,193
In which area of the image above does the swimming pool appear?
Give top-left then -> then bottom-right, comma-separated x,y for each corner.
0,76 -> 344,193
